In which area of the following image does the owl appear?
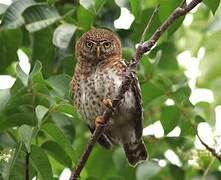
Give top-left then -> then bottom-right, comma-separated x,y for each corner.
71,28 -> 147,166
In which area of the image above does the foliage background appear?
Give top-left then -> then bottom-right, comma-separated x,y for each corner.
0,0 -> 221,179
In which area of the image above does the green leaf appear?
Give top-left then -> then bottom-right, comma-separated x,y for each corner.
169,165 -> 185,180
106,176 -> 125,180
53,23 -> 77,48
130,0 -> 141,19
172,86 -> 191,105
79,0 -> 107,12
168,15 -> 185,37
115,0 -> 128,7
30,145 -> 53,180
18,125 -> 33,152
41,122 -> 76,161
0,133 -> 16,148
47,74 -> 72,98
0,0 -> 35,30
136,161 -> 161,180
51,112 -> 76,143
22,3 -> 61,32
84,177 -> 98,180
47,0 -> 56,6
29,60 -> 42,79
35,105 -> 48,126
41,140 -> 72,168
151,42 -> 178,70
0,29 -> 22,73
112,148 -> 126,171
79,0 -> 94,10
204,0 -> 220,14
2,143 -> 22,180
198,32 -> 221,105
77,5 -> 95,30
159,0 -> 182,21
94,0 -> 107,12
160,105 -> 180,134
180,117 -> 195,136
205,8 -> 221,32
84,146 -> 117,179
141,81 -> 164,105
130,7 -> 160,42
55,103 -> 79,117
195,115 -> 206,124
16,64 -> 29,86
0,113 -> 34,132
0,89 -> 10,111
31,28 -> 54,76
194,102 -> 210,122
0,3 -> 8,15
28,60 -> 50,97
159,0 -> 184,36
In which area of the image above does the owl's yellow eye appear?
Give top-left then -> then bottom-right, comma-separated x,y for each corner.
86,42 -> 93,48
103,42 -> 111,48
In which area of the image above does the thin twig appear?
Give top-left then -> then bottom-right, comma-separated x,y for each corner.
70,0 -> 203,179
25,152 -> 30,180
140,4 -> 160,43
141,0 -> 202,54
202,157 -> 215,180
196,133 -> 221,163
180,0 -> 187,8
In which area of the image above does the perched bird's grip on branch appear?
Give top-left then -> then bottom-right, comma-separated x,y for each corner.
70,0 -> 203,179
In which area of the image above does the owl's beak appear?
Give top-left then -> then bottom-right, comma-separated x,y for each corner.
96,46 -> 101,58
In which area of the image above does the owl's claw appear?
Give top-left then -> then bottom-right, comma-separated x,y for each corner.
95,116 -> 105,128
95,99 -> 114,128
102,98 -> 113,108
95,116 -> 113,128
102,98 -> 118,116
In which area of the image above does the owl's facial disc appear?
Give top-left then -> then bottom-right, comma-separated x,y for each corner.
75,28 -> 122,62
85,39 -> 113,59
96,40 -> 112,58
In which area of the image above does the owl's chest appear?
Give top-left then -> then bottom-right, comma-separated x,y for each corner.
75,69 -> 123,123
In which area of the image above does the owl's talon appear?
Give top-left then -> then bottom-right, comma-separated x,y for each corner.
95,116 -> 105,128
102,98 -> 113,108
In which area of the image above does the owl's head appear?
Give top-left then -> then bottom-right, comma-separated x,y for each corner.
75,28 -> 122,62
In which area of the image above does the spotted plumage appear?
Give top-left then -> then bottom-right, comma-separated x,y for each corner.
71,28 -> 147,166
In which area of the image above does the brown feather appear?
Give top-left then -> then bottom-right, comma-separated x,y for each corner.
71,28 -> 147,166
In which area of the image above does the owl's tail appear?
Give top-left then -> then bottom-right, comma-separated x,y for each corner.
123,139 -> 148,167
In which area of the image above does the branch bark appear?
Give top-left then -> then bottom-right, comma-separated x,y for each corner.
70,0 -> 202,179
196,133 -> 221,163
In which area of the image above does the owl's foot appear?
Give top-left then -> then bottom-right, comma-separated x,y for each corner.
102,98 -> 112,108
102,98 -> 118,116
95,116 -> 113,128
95,116 -> 105,128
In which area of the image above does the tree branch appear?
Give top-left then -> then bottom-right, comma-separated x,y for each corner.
70,0 -> 202,179
196,133 -> 221,163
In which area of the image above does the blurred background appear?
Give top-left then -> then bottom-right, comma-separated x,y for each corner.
0,0 -> 221,179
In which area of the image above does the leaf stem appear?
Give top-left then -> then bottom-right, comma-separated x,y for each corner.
25,152 -> 30,180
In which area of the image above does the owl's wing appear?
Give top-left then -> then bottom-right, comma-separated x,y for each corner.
120,60 -> 143,139
131,72 -> 143,139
